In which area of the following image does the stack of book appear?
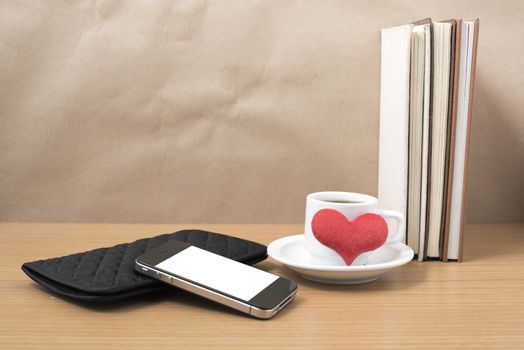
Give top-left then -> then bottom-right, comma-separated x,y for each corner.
378,18 -> 479,261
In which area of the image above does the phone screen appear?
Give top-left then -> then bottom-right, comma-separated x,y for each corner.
155,246 -> 278,301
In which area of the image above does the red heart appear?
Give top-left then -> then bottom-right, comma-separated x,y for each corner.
311,209 -> 388,265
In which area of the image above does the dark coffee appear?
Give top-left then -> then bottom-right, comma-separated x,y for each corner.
323,200 -> 360,204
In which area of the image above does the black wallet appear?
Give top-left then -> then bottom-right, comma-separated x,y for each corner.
22,229 -> 267,301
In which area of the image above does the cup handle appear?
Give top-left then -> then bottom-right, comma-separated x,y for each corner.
377,209 -> 405,244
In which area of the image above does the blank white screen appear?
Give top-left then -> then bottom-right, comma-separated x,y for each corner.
155,246 -> 278,301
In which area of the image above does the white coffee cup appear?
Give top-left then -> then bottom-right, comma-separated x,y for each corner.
304,191 -> 405,266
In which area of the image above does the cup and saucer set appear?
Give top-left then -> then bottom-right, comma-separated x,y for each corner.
268,192 -> 414,285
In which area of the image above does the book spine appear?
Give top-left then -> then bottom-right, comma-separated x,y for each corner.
441,20 -> 462,262
458,20 -> 480,262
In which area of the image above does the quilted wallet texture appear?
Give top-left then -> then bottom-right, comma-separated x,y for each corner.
22,229 -> 267,301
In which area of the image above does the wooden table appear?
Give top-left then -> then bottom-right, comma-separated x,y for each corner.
1,223 -> 523,349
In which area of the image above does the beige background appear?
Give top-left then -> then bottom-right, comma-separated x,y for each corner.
1,0 -> 523,224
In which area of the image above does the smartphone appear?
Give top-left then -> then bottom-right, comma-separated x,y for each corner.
135,240 -> 297,319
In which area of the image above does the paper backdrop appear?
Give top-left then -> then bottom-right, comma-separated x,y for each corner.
1,0 -> 523,223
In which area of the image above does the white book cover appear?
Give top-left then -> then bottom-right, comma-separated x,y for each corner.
378,24 -> 413,243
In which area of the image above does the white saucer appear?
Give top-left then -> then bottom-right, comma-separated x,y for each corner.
267,235 -> 414,285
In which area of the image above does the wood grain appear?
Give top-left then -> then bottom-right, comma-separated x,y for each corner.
0,223 -> 523,349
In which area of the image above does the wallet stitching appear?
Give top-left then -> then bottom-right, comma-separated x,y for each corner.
110,245 -> 127,287
71,253 -> 87,281
89,247 -> 112,286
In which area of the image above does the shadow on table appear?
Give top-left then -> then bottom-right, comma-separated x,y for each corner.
260,259 -> 427,293
30,283 -> 301,319
293,272 -> 425,293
